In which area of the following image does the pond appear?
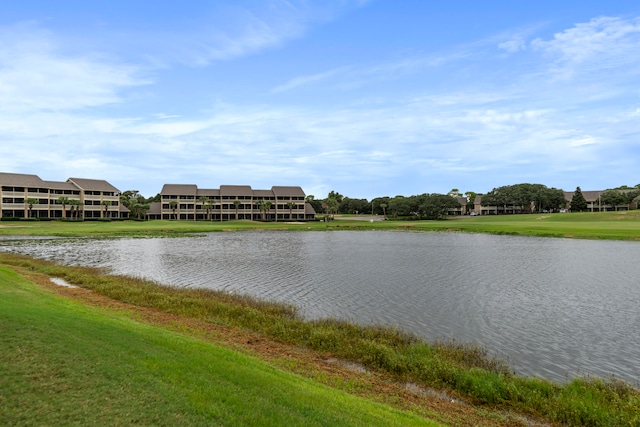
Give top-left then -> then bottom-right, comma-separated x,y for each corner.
2,231 -> 639,384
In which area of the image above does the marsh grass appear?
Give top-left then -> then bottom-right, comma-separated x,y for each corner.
0,264 -> 437,427
2,252 -> 639,426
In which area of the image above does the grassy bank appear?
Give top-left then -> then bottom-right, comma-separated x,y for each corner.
2,253 -> 639,426
0,262 -> 442,426
1,210 -> 640,240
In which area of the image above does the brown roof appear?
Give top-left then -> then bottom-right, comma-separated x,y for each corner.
0,172 -> 45,187
563,191 -> 603,203
272,186 -> 305,197
220,185 -> 253,197
305,204 -> 317,215
161,184 -> 197,195
196,188 -> 220,197
147,202 -> 162,215
68,178 -> 120,193
42,180 -> 79,191
252,189 -> 274,197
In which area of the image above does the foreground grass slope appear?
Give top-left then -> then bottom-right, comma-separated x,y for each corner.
2,253 -> 639,426
0,266 -> 441,427
1,210 -> 640,240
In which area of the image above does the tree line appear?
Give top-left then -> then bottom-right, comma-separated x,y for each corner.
306,183 -> 640,220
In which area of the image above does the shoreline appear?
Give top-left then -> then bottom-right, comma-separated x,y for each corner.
1,252 -> 638,426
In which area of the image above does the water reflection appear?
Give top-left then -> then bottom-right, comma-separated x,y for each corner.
1,231 -> 639,384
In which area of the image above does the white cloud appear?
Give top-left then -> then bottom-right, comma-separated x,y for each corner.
531,16 -> 640,79
498,38 -> 526,53
0,23 -> 149,113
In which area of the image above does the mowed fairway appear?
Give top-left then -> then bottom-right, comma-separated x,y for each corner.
1,210 -> 640,240
0,267 -> 441,427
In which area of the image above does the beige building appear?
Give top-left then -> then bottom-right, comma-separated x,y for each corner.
472,190 -> 637,215
0,172 -> 124,219
159,183 -> 312,221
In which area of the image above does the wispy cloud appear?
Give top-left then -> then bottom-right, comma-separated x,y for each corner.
0,22 -> 149,113
531,16 -> 640,79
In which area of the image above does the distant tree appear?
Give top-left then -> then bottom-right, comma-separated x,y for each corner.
481,184 -> 565,213
388,196 -> 411,218
324,197 -> 339,219
339,197 -> 370,215
447,188 -> 462,197
379,202 -> 388,219
202,199 -> 214,221
570,187 -> 588,212
600,189 -> 628,211
370,197 -> 390,216
68,199 -> 82,220
233,199 -> 241,220
464,191 -> 479,212
264,201 -> 272,221
168,200 -> 178,220
25,198 -> 38,218
418,194 -> 460,220
101,200 -> 111,219
138,203 -> 150,220
286,201 -> 295,219
327,190 -> 344,204
305,195 -> 323,214
57,196 -> 70,219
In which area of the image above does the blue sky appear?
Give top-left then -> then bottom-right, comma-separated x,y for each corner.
1,1 -> 639,199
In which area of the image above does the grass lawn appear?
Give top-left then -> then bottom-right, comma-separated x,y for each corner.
0,266 -> 442,426
1,210 -> 639,240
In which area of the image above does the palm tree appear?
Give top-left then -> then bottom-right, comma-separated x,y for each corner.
286,201 -> 295,220
68,199 -> 82,220
100,200 -> 112,219
380,203 -> 388,219
233,199 -> 241,220
257,200 -> 265,221
198,196 -> 209,221
57,196 -> 70,219
203,200 -> 214,221
264,201 -> 272,221
168,200 -> 178,220
138,203 -> 150,220
25,198 -> 38,219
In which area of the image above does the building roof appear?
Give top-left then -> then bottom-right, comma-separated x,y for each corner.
220,185 -> 253,197
252,189 -> 274,197
0,172 -> 45,187
305,203 -> 317,215
147,202 -> 162,215
196,188 -> 220,197
42,180 -> 80,191
161,184 -> 198,195
272,186 -> 305,197
68,178 -> 120,193
563,190 -> 603,203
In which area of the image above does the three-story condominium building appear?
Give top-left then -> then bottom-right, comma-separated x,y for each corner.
0,172 -> 124,219
159,183 -> 311,221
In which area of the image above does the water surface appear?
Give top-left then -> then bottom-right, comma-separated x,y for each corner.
2,231 -> 638,384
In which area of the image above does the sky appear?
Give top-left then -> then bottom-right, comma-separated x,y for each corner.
1,1 -> 639,199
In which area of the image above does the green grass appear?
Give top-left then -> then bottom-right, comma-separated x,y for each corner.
2,253 -> 639,426
2,210 -> 640,240
0,265 -> 441,426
